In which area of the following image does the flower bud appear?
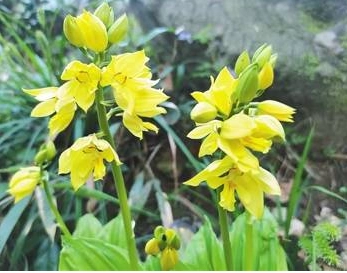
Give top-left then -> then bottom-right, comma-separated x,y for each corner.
257,100 -> 296,122
108,14 -> 128,44
235,63 -> 259,103
190,102 -> 217,123
252,44 -> 272,69
94,2 -> 114,28
45,140 -> 57,161
269,53 -> 278,68
7,167 -> 41,203
76,11 -> 108,52
235,50 -> 250,76
258,62 -> 274,90
160,248 -> 179,271
63,15 -> 85,47
34,141 -> 57,165
154,225 -> 165,239
145,238 -> 160,256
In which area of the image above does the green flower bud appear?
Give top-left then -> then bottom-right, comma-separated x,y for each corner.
63,15 -> 85,47
94,2 -> 114,28
190,102 -> 217,123
235,50 -> 250,76
45,140 -> 57,161
145,238 -> 160,256
171,235 -> 181,250
34,150 -> 47,166
252,44 -> 272,69
154,225 -> 165,239
108,14 -> 128,44
235,63 -> 259,103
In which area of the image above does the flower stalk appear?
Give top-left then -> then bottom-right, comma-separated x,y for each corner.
95,87 -> 140,270
216,187 -> 232,271
41,174 -> 72,238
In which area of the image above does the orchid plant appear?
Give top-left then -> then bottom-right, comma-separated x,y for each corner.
6,2 -> 295,271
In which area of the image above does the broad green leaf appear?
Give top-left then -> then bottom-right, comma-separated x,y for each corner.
97,214 -> 127,249
142,255 -> 161,271
73,213 -> 102,238
35,187 -> 56,242
179,216 -> 226,270
0,196 -> 31,254
230,209 -> 288,270
59,236 -> 131,270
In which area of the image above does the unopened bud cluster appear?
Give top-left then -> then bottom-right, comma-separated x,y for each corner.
145,226 -> 181,270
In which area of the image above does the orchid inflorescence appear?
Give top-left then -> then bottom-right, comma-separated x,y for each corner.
184,44 -> 295,219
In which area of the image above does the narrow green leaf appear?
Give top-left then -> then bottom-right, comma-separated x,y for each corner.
35,187 -> 56,242
307,185 -> 347,204
0,196 -> 31,254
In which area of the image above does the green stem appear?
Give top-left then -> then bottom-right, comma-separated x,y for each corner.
216,187 -> 232,271
244,212 -> 253,270
95,88 -> 140,270
42,177 -> 72,238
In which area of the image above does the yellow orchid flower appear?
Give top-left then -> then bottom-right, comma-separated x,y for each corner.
64,11 -> 108,52
7,166 -> 41,203
59,60 -> 101,112
184,156 -> 281,219
191,66 -> 236,117
58,134 -> 121,191
257,100 -> 296,122
100,50 -> 169,139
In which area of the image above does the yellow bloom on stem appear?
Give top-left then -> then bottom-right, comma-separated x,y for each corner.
7,166 -> 41,203
257,100 -> 296,122
60,60 -> 101,112
184,156 -> 281,219
191,66 -> 236,117
23,87 -> 59,117
64,11 -> 108,52
58,134 -> 121,191
161,248 -> 179,271
100,50 -> 169,139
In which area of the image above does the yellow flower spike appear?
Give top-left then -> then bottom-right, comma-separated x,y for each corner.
258,62 -> 274,90
190,102 -> 217,123
160,248 -> 179,271
7,166 -> 41,203
94,2 -> 114,28
63,15 -> 85,47
59,61 -> 101,112
101,50 -> 169,138
257,100 -> 296,122
58,134 -> 121,191
145,238 -> 160,256
108,14 -> 129,44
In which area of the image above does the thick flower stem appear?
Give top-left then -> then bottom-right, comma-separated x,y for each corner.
95,88 -> 140,270
244,212 -> 253,270
216,187 -> 233,271
42,177 -> 72,238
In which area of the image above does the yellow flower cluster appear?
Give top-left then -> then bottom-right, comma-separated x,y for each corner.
145,226 -> 181,270
184,44 -> 295,218
12,3 -> 168,200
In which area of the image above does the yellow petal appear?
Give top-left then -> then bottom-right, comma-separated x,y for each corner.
253,115 -> 285,141
48,105 -> 75,136
198,132 -> 218,157
257,100 -> 295,122
94,157 -> 106,180
31,98 -> 57,117
258,62 -> 274,90
220,113 -> 255,139
58,149 -> 72,174
236,174 -> 264,219
187,120 -> 221,139
219,182 -> 236,211
23,87 -> 58,101
240,136 -> 272,153
254,167 -> 281,195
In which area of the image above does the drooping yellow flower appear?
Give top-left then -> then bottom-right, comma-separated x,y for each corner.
59,60 -> 101,112
23,87 -> 59,117
58,134 -> 121,190
64,11 -> 108,52
7,166 -> 41,203
191,66 -> 236,117
257,100 -> 296,122
184,156 -> 281,219
100,50 -> 169,139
